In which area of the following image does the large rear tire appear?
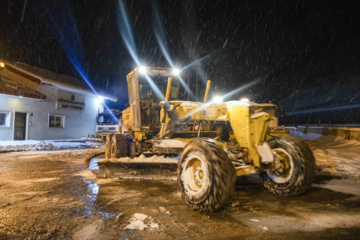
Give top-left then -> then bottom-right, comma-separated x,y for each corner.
125,133 -> 136,159
178,138 -> 236,212
105,134 -> 114,159
129,142 -> 136,159
111,134 -> 128,159
262,136 -> 316,196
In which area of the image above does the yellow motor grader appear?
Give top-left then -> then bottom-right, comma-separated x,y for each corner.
105,67 -> 316,212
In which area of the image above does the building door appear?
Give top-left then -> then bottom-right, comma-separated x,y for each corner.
14,112 -> 27,140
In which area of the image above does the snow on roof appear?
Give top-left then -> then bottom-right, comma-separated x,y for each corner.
0,74 -> 46,100
15,62 -> 117,101
0,60 -> 117,101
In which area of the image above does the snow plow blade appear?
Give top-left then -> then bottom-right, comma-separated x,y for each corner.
97,156 -> 178,180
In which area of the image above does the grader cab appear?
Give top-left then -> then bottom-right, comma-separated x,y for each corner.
105,67 -> 316,212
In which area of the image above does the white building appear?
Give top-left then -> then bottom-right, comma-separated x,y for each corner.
0,60 -> 116,140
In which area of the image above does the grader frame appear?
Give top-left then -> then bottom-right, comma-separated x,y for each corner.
106,67 -> 316,212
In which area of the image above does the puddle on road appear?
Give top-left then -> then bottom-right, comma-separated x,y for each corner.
81,178 -> 118,219
80,154 -> 117,219
88,154 -> 104,170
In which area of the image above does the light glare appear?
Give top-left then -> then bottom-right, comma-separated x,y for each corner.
172,68 -> 181,76
97,97 -> 104,104
213,96 -> 223,104
138,66 -> 147,74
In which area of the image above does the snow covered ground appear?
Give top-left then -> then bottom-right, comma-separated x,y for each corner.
1,132 -> 359,179
0,139 -> 103,152
290,131 -> 360,179
0,134 -> 359,239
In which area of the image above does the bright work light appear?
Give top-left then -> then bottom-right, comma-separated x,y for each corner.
213,96 -> 223,104
97,96 -> 104,104
172,68 -> 181,76
240,98 -> 249,103
138,66 -> 147,75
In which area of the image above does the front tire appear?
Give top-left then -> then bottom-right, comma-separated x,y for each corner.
105,134 -> 114,159
111,134 -> 128,159
125,133 -> 136,159
262,136 -> 316,196
178,138 -> 236,212
129,142 -> 136,159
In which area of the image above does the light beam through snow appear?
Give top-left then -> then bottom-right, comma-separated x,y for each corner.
117,0 -> 164,99
185,79 -> 261,116
45,2 -> 120,124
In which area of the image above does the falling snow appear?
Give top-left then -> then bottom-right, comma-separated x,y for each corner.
0,1 -> 359,123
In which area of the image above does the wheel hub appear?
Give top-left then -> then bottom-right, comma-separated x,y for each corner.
194,166 -> 204,186
181,152 -> 209,197
268,148 -> 294,183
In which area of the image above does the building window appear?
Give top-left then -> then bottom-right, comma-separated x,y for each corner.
0,111 -> 10,127
49,114 -> 64,128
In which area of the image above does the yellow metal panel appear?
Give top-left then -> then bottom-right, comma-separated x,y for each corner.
248,113 -> 271,166
249,113 -> 271,146
126,67 -> 137,78
227,104 -> 251,149
227,104 -> 272,166
204,80 -> 211,102
165,77 -> 172,101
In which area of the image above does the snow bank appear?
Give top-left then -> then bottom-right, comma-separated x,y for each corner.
0,139 -> 103,152
291,131 -> 360,178
290,131 -> 322,140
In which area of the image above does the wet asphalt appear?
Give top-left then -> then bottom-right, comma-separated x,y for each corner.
0,149 -> 360,239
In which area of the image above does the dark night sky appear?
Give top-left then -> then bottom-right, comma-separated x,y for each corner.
1,0 -> 360,113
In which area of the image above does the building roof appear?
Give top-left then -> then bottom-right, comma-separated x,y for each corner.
0,60 -> 117,101
0,75 -> 46,100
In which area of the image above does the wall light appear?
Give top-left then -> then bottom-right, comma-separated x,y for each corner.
97,96 -> 104,104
